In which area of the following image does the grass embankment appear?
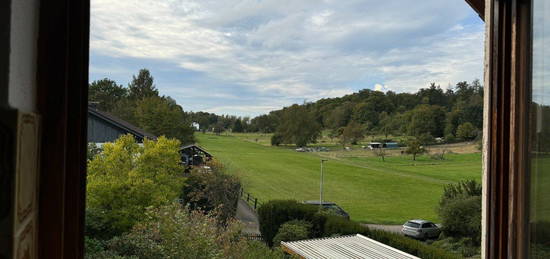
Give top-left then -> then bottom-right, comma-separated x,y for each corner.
197,133 -> 481,224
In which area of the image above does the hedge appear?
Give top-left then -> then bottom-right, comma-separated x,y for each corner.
258,200 -> 461,259
257,200 -> 317,246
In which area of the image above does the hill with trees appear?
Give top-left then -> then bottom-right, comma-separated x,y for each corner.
191,80 -> 484,147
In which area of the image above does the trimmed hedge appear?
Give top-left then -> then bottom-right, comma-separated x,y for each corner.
259,200 -> 461,259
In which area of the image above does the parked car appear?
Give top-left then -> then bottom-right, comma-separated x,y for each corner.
401,219 -> 440,240
302,201 -> 350,220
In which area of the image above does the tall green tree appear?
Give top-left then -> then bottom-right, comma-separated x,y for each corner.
128,69 -> 159,100
88,78 -> 127,111
134,96 -> 195,144
340,121 -> 364,147
405,138 -> 426,161
276,104 -> 321,147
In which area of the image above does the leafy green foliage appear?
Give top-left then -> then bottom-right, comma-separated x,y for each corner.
180,161 -> 241,223
135,96 -> 196,144
257,200 -> 317,246
89,69 -> 195,144
86,204 -> 283,259
89,78 -> 128,112
270,133 -> 283,146
275,104 -> 321,147
340,121 -> 364,146
456,122 -> 478,140
405,138 -> 425,160
86,135 -> 184,237
128,69 -> 159,100
438,180 -> 482,245
272,220 -> 312,246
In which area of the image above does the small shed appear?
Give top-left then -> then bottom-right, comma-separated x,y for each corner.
281,234 -> 419,259
180,144 -> 212,166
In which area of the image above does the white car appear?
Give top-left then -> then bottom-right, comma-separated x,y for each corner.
401,219 -> 441,240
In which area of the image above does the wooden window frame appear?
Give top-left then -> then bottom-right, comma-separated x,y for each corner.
36,0 -> 90,258
483,0 -> 532,258
34,0 -> 537,258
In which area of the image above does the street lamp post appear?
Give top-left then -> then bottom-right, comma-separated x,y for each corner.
320,159 -> 328,211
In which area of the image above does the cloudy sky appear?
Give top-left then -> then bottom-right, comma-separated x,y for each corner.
90,0 -> 485,116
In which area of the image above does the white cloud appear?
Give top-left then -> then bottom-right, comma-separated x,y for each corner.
90,0 -> 484,115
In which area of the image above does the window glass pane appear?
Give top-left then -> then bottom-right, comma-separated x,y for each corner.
531,0 -> 550,257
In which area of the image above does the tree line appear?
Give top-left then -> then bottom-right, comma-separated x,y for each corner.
90,69 -> 483,147
191,80 -> 484,147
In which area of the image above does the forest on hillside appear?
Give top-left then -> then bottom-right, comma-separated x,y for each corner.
89,68 -> 483,147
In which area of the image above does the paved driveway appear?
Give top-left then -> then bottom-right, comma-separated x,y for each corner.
235,199 -> 261,234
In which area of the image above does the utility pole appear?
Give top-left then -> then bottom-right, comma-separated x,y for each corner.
320,159 -> 328,211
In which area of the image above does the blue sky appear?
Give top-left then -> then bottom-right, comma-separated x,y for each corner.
90,0 -> 485,117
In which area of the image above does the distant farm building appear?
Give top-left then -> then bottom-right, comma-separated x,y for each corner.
180,144 -> 212,167
367,142 -> 399,149
87,104 -> 156,144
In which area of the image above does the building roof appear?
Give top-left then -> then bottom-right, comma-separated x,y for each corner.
180,144 -> 212,157
88,105 -> 156,140
281,234 -> 420,259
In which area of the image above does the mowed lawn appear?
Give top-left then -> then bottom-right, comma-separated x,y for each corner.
197,134 -> 482,224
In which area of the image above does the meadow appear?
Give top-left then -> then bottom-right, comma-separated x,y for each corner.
197,133 -> 482,224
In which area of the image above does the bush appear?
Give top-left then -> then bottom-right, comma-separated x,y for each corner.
456,122 -> 477,140
271,133 -> 284,146
439,196 -> 481,244
86,135 -> 184,236
96,203 -> 281,259
257,200 -> 317,246
272,220 -> 312,246
180,164 -> 241,223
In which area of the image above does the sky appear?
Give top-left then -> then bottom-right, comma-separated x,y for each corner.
90,0 -> 485,117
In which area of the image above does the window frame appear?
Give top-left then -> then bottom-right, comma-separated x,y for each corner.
33,0 -> 536,258
482,0 -> 532,258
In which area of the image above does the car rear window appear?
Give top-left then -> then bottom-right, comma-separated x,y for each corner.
405,222 -> 420,228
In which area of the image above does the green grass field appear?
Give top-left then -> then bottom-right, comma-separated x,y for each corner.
197,133 -> 482,224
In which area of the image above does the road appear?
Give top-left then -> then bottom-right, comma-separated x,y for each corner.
235,199 -> 261,234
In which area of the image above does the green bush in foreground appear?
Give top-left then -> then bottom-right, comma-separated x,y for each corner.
273,220 -> 312,246
257,200 -> 317,246
86,203 -> 282,259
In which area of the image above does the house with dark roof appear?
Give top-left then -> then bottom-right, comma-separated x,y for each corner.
180,144 -> 212,167
87,104 -> 156,143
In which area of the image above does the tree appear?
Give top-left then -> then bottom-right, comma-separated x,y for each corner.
88,78 -> 128,111
339,121 -> 364,147
374,147 -> 387,161
456,122 -> 477,141
405,138 -> 425,161
233,119 -> 244,133
404,104 -> 446,138
128,69 -> 159,100
276,104 -> 321,147
86,135 -> 184,236
134,96 -> 195,144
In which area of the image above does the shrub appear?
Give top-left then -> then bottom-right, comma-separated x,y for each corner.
439,196 -> 481,244
271,133 -> 284,146
272,220 -> 312,246
180,164 -> 241,223
257,200 -> 317,246
97,203 -> 279,259
456,122 -> 477,140
86,135 -> 184,236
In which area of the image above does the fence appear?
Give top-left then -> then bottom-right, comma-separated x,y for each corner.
240,188 -> 262,211
242,232 -> 263,241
